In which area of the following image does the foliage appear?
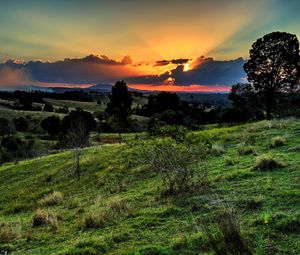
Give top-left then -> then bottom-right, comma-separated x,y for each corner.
38,191 -> 64,206
41,116 -> 61,136
244,32 -> 300,119
253,154 -> 284,170
105,81 -> 133,135
270,136 -> 286,148
142,138 -> 207,195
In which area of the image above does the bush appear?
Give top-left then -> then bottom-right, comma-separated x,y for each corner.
13,117 -> 28,131
143,138 -> 207,195
38,191 -> 63,206
224,156 -> 238,166
0,222 -> 18,243
270,136 -> 286,148
32,209 -> 58,231
211,144 -> 225,156
108,197 -> 128,214
203,210 -> 252,255
237,144 -> 256,155
253,154 -> 284,171
81,209 -> 106,229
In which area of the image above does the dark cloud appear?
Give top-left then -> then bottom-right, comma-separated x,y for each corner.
172,57 -> 245,85
129,57 -> 245,86
121,55 -> 133,65
154,58 -> 189,66
0,54 -> 136,84
0,55 -> 245,87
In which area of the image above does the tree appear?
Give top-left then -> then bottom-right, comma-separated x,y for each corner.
60,109 -> 96,179
229,83 -> 264,120
43,103 -> 54,112
0,118 -> 15,137
64,117 -> 90,179
41,116 -> 61,136
244,32 -> 300,119
13,117 -> 28,131
105,81 -> 132,139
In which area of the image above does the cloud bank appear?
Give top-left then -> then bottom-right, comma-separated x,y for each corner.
0,54 -> 246,90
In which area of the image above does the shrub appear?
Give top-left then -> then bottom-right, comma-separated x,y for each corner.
253,154 -> 284,171
203,210 -> 252,255
81,209 -> 106,229
143,138 -> 206,195
237,144 -> 256,155
224,156 -> 238,166
108,197 -> 128,214
0,222 -> 18,243
270,136 -> 286,148
32,209 -> 58,231
38,191 -> 63,206
211,144 -> 225,156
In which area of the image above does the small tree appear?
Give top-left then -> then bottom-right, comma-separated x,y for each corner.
61,110 -> 94,179
105,81 -> 133,140
13,117 -> 28,131
41,116 -> 61,136
43,103 -> 54,112
0,118 -> 15,137
244,32 -> 300,119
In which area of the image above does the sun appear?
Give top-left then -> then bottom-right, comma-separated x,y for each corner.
183,63 -> 189,72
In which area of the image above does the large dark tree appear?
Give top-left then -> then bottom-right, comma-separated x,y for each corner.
244,32 -> 300,119
105,81 -> 132,139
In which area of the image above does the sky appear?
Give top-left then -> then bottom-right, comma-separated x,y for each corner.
1,0 -> 300,92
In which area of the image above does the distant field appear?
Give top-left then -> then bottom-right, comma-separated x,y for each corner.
45,98 -> 104,112
0,106 -> 65,120
0,119 -> 299,254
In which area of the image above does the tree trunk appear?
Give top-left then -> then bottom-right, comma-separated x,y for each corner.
118,132 -> 122,144
76,153 -> 80,180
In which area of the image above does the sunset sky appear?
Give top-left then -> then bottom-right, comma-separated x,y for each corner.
1,0 -> 300,92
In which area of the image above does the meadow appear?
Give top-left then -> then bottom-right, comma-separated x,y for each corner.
0,119 -> 299,254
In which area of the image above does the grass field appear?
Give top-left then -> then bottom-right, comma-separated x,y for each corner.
0,119 -> 299,254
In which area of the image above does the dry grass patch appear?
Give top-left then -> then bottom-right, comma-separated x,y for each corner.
32,209 -> 58,232
0,222 -> 18,243
270,136 -> 286,148
253,154 -> 284,171
38,191 -> 63,206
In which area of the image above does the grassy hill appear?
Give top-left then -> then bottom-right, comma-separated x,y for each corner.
0,119 -> 300,254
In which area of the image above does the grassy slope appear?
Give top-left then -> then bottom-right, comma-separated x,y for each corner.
0,119 -> 300,254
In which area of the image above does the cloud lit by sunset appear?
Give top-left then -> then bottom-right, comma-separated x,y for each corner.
1,0 -> 300,92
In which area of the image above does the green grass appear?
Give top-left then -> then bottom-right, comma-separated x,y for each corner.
0,119 -> 300,254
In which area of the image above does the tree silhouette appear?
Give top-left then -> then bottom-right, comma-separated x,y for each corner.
105,81 -> 132,140
244,32 -> 300,119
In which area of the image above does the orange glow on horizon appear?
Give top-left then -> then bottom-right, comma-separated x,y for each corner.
128,84 -> 230,93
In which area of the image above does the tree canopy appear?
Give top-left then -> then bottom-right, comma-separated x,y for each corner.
243,31 -> 300,119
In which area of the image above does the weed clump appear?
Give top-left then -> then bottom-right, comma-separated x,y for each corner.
237,144 -> 256,155
253,154 -> 284,171
0,222 -> 18,243
81,209 -> 106,229
203,210 -> 252,255
270,136 -> 286,148
32,209 -> 58,231
38,191 -> 63,206
211,144 -> 225,156
224,156 -> 238,166
108,197 -> 128,214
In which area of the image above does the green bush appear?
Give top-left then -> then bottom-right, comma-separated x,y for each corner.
0,222 -> 18,244
211,144 -> 225,156
237,144 -> 256,155
38,191 -> 63,206
270,136 -> 286,148
253,154 -> 284,171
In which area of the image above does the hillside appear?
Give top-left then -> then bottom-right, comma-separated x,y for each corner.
0,119 -> 300,254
